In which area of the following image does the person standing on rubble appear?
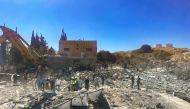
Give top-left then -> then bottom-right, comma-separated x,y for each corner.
33,75 -> 37,90
131,75 -> 135,88
33,74 -> 41,91
71,77 -> 78,91
75,77 -> 79,91
101,75 -> 105,86
55,77 -> 61,91
71,77 -> 75,91
41,78 -> 45,91
23,70 -> 28,83
78,77 -> 83,90
11,74 -> 14,86
11,73 -> 17,86
85,77 -> 89,90
67,82 -> 71,91
94,76 -> 100,89
137,76 -> 141,90
49,76 -> 55,91
92,74 -> 95,83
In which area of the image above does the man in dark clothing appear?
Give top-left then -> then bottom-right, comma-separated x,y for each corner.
23,72 -> 28,83
41,80 -> 45,91
137,76 -> 141,90
131,75 -> 134,88
75,78 -> 78,91
92,74 -> 95,83
101,75 -> 105,86
94,77 -> 100,89
85,78 -> 89,90
50,78 -> 55,91
67,83 -> 71,91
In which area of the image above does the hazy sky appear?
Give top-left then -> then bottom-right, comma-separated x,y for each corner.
0,0 -> 190,52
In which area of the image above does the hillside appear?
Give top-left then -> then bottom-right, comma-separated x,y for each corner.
113,47 -> 190,80
114,47 -> 190,61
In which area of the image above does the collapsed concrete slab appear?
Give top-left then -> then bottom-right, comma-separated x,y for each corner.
54,89 -> 111,109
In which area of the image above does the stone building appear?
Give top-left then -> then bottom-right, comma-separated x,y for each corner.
166,43 -> 174,48
155,43 -> 174,49
155,44 -> 162,49
59,29 -> 97,59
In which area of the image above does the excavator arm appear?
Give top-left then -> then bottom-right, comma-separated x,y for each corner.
0,25 -> 42,65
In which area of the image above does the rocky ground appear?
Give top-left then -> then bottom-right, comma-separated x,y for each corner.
0,67 -> 190,109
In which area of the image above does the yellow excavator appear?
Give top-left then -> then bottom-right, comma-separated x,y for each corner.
0,25 -> 44,66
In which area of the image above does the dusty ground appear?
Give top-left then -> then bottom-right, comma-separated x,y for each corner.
103,81 -> 190,109
0,68 -> 190,109
158,93 -> 190,109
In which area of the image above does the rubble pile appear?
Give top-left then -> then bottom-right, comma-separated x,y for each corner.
140,69 -> 190,100
0,66 -> 190,109
105,87 -> 164,109
0,84 -> 33,102
44,89 -> 105,109
100,68 -> 190,109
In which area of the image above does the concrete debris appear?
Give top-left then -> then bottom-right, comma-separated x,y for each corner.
0,67 -> 190,109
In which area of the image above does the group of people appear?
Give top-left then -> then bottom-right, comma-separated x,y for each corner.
33,76 -> 61,91
131,75 -> 141,90
11,67 -> 141,92
11,72 -> 28,86
93,75 -> 105,89
69,76 -> 91,91
68,74 -> 105,91
17,71 -> 103,92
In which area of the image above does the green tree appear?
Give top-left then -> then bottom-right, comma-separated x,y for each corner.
30,32 -> 48,55
39,34 -> 48,55
35,33 -> 40,49
97,50 -> 116,64
48,47 -> 56,55
139,44 -> 152,53
30,31 -> 35,47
